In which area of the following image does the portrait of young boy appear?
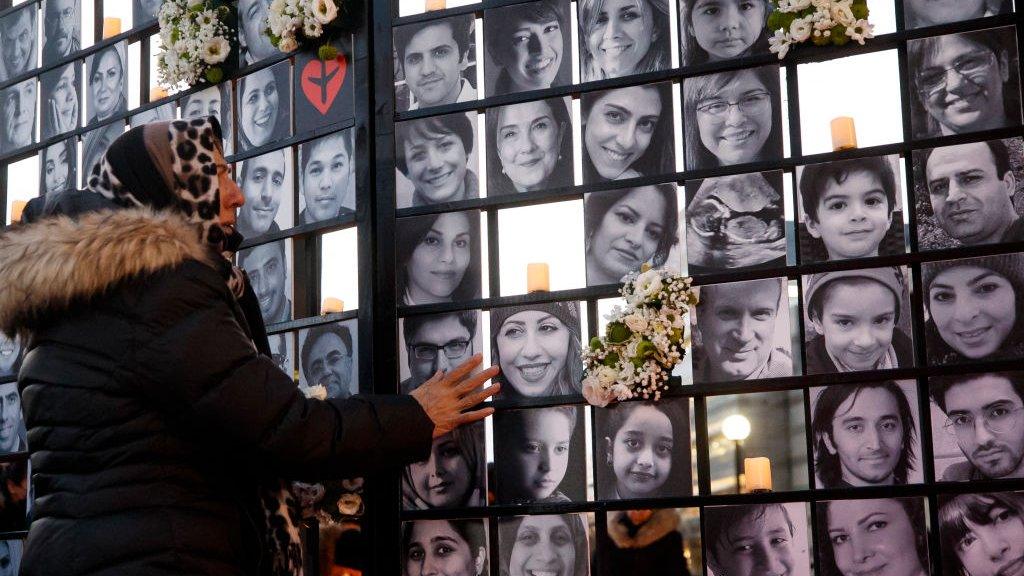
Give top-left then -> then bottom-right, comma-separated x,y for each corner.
803,267 -> 915,374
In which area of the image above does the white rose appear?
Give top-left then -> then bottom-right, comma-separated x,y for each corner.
313,0 -> 339,24
610,383 -> 632,400
279,35 -> 299,52
596,365 -> 618,386
303,18 -> 323,37
623,313 -> 648,333
201,36 -> 230,64
582,377 -> 613,407
789,18 -> 812,42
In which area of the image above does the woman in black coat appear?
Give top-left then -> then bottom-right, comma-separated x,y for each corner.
0,118 -> 498,575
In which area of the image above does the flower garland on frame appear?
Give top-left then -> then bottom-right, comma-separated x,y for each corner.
767,0 -> 873,60
157,0 -> 233,87
582,267 -> 696,408
267,0 -> 356,60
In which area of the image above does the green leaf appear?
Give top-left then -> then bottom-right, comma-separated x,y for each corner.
205,66 -> 224,83
831,25 -> 850,46
606,322 -> 631,344
589,337 -> 604,351
602,352 -> 620,367
318,44 -> 339,61
852,1 -> 869,19
636,340 -> 656,359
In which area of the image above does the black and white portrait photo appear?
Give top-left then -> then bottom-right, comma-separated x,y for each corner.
401,518 -> 488,574
399,310 -> 482,393
937,491 -> 1024,576
85,43 -> 128,127
0,461 -> 27,533
82,121 -> 124,178
0,79 -> 36,153
0,540 -> 22,576
594,398 -> 692,500
685,171 -> 786,274
0,334 -> 20,381
295,36 -> 354,134
394,14 -> 477,112
396,112 -> 479,208
130,102 -> 175,127
397,211 -> 481,306
133,0 -> 163,25
797,155 -> 906,263
402,422 -> 486,510
485,97 -> 573,196
267,332 -> 294,380
581,82 -> 675,183
0,5 -> 37,82
692,277 -> 793,384
498,514 -> 590,576
811,381 -> 923,488
816,497 -> 930,576
905,0 -> 1013,30
803,267 -> 915,374
913,138 -> 1024,250
0,381 -> 25,456
683,65 -> 783,170
578,0 -> 670,81
40,63 -> 80,139
298,319 -> 357,399
238,0 -> 276,65
494,406 -> 586,504
238,239 -> 293,325
584,184 -> 680,286
909,27 -> 1022,139
680,0 -> 771,66
39,139 -> 76,197
237,62 -> 291,152
491,301 -> 584,399
299,130 -> 355,224
182,84 -> 233,155
484,0 -> 571,96
705,503 -> 811,576
237,148 -> 294,239
922,253 -> 1024,365
930,371 -> 1024,481
42,0 -> 81,65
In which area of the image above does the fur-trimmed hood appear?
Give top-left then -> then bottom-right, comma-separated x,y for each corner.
0,208 -> 216,335
607,508 -> 680,549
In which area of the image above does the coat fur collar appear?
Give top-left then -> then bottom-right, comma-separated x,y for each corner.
0,208 -> 215,334
606,509 -> 680,549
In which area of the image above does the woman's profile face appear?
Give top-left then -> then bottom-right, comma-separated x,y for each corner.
586,0 -> 656,78
689,0 -> 766,61
584,85 -> 662,180
928,265 -> 1017,359
497,310 -> 572,396
695,70 -> 772,166
509,515 -> 576,576
44,143 -> 69,194
408,434 -> 472,508
496,101 -> 562,192
90,49 -> 123,120
405,520 -> 479,576
589,186 -> 667,283
917,35 -> 1007,135
407,212 -> 472,303
955,501 -> 1024,576
827,499 -> 923,576
609,405 -> 673,498
403,128 -> 469,203
240,68 -> 280,148
504,15 -> 563,91
53,64 -> 78,130
508,409 -> 572,501
303,135 -> 352,221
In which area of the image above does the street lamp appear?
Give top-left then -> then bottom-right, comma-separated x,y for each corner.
722,414 -> 751,493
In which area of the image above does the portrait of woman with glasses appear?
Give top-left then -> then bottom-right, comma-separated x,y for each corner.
909,26 -> 1022,140
683,65 -> 783,170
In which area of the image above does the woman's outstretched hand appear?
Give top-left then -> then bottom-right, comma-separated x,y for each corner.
409,354 -> 501,439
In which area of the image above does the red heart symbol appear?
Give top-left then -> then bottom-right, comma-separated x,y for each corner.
300,54 -> 348,116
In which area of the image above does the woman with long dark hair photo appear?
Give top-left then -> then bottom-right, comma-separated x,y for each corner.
402,422 -> 485,509
578,0 -> 671,81
397,210 -> 482,305
491,301 -> 584,398
582,82 -> 675,183
817,497 -> 930,576
584,184 -> 679,285
402,519 -> 489,576
484,0 -> 572,95
938,491 -> 1024,576
86,44 -> 127,126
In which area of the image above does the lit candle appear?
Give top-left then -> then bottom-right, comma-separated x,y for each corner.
102,17 -> 122,39
831,116 -> 857,151
150,87 -> 168,102
425,0 -> 446,10
526,263 -> 550,293
9,201 -> 26,224
321,297 -> 344,314
744,457 -> 772,493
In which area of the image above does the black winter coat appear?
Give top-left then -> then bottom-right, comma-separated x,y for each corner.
0,208 -> 434,575
595,509 -> 690,575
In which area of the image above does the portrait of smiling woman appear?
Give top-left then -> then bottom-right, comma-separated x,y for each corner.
237,62 -> 291,152
584,184 -> 680,286
680,0 -> 771,65
684,65 -> 783,170
498,514 -> 590,576
490,301 -> 584,399
397,112 -> 479,208
494,406 -> 586,504
40,139 -> 76,197
909,27 -> 1022,139
40,63 -> 79,139
938,491 -> 1024,576
402,519 -> 488,576
578,0 -> 670,81
402,421 -> 486,509
85,44 -> 127,126
485,0 -> 572,95
398,210 -> 482,305
582,82 -> 675,183
486,97 -> 574,196
816,497 -> 930,576
922,253 -> 1024,365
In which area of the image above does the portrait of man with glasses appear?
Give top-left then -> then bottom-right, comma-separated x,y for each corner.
930,371 -> 1024,481
299,321 -> 357,400
400,311 -> 479,393
909,26 -> 1022,139
42,0 -> 80,66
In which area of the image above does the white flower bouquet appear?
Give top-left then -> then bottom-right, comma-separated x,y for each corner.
267,0 -> 350,59
157,0 -> 233,88
582,267 -> 697,407
767,0 -> 873,60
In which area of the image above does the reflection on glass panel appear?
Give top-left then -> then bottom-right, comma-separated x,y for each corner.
597,508 -> 701,576
128,41 -> 141,110
798,51 -> 903,155
6,155 -> 39,225
707,390 -> 808,494
321,227 -> 360,312
867,0 -> 897,35
498,200 -> 585,296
